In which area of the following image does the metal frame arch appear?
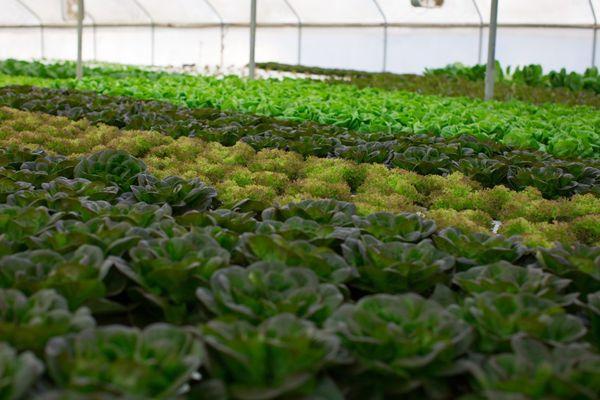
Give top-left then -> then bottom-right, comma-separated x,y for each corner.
14,0 -> 44,58
371,0 -> 387,72
471,0 -> 484,64
283,0 -> 302,65
203,0 -> 225,68
131,0 -> 155,65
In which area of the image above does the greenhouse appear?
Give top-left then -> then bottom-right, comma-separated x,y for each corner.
1,0 -> 600,72
0,0 -> 598,399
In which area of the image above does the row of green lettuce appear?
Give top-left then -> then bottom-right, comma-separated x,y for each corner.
0,58 -> 167,81
4,58 -> 600,108
1,85 -> 599,203
0,60 -> 599,159
258,61 -> 600,107
1,106 -> 598,248
426,62 -> 600,94
0,144 -> 598,399
5,58 -> 598,95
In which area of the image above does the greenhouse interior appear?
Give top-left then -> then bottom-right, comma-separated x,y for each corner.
0,0 -> 599,399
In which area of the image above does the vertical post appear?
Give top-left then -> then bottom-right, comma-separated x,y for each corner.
76,0 -> 84,79
484,0 -> 499,101
249,0 -> 257,79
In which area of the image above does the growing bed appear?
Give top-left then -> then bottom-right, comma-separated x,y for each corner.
0,60 -> 598,400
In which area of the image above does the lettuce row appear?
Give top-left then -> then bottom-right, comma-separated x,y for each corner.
426,62 -> 600,94
1,86 -> 598,200
1,59 -> 599,158
0,107 -> 598,248
257,61 -> 600,107
0,146 -> 598,398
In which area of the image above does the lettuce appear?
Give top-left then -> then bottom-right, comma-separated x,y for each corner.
536,243 -> 600,295
456,292 -> 586,352
433,228 -> 527,268
129,174 -> 217,213
45,324 -> 202,398
351,212 -> 436,243
74,150 -> 146,191
236,233 -> 356,285
343,237 -> 454,294
453,261 -> 576,305
0,289 -> 94,354
197,262 -> 343,324
325,294 -> 472,396
0,343 -> 43,400
202,314 -> 339,399
468,337 -> 600,399
0,246 -> 120,309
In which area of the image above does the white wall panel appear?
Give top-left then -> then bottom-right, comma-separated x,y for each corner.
387,27 -> 481,73
301,28 -> 384,72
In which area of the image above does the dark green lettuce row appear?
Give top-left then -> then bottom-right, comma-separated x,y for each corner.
0,58 -> 167,81
257,61 -> 600,107
426,63 -> 600,94
1,146 -> 599,399
258,61 -> 600,95
1,85 -> 599,200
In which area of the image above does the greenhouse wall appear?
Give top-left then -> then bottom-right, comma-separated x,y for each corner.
1,0 -> 599,73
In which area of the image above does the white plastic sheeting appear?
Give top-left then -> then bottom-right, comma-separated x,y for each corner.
1,0 -> 599,73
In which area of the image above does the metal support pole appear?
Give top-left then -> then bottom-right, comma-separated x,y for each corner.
372,0 -> 388,72
249,0 -> 257,79
76,0 -> 84,79
484,0 -> 499,101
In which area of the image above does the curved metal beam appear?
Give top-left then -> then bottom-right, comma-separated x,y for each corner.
471,0 -> 484,64
203,0 -> 225,68
283,0 -> 302,65
371,0 -> 388,72
131,0 -> 155,65
14,0 -> 44,58
2,22 -> 598,30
